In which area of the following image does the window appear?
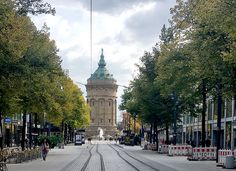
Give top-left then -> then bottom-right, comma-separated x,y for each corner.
109,119 -> 111,123
109,102 -> 111,106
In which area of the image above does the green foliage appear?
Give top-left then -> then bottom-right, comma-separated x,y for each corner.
0,0 -> 90,150
38,134 -> 63,148
0,0 -> 35,116
46,76 -> 90,128
14,0 -> 56,16
195,0 -> 236,66
120,50 -> 176,126
120,0 -> 236,133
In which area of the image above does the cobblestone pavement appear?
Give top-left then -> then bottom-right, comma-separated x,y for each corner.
7,141 -> 235,171
117,144 -> 234,171
99,141 -> 135,171
85,144 -> 101,171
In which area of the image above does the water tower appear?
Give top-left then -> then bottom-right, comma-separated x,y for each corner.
86,49 -> 118,138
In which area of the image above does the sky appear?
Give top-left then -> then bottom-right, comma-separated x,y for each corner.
31,0 -> 177,122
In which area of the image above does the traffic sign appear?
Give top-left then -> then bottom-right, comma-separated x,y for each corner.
4,117 -> 11,124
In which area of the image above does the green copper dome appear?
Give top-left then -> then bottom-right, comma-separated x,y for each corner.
89,49 -> 114,80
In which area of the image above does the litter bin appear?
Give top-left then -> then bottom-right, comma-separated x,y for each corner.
224,155 -> 235,169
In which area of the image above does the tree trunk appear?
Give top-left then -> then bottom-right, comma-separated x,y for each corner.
216,81 -> 223,163
64,123 -> 67,144
150,123 -> 153,143
0,111 -> 3,149
165,122 -> 169,144
68,125 -> 72,142
155,121 -> 159,151
21,110 -> 26,151
61,120 -> 64,136
153,122 -> 156,144
201,79 -> 207,147
34,113 -> 38,146
5,128 -> 10,147
29,113 -> 32,149
172,92 -> 177,145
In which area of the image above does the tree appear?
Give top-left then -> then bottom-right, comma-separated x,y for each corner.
195,0 -> 236,66
14,0 -> 56,16
120,49 -> 177,147
0,0 -> 90,149
0,0 -> 35,148
15,26 -> 63,150
158,0 -> 235,150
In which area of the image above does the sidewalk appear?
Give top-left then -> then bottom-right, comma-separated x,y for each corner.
7,144 -> 88,171
122,144 -> 235,171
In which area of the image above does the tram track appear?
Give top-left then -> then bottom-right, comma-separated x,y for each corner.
81,143 -> 105,171
120,147 -> 160,171
96,144 -> 105,171
81,144 -> 95,171
108,144 -> 140,171
109,144 -> 160,171
60,145 -> 90,171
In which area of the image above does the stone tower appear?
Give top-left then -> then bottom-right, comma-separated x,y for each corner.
85,49 -> 118,137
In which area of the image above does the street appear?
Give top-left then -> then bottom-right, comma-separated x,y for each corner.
7,141 -> 233,171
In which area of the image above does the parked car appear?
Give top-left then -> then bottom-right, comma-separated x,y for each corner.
75,134 -> 82,145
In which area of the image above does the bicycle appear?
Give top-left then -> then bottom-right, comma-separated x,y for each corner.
0,161 -> 8,171
0,149 -> 9,171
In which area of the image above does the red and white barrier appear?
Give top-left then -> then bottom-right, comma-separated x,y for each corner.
151,143 -> 157,151
168,145 -> 192,156
188,147 -> 216,160
146,143 -> 157,151
218,149 -> 234,166
158,144 -> 169,154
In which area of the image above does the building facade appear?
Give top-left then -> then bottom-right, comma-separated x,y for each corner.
85,49 -> 118,137
181,97 -> 236,149
157,97 -> 236,150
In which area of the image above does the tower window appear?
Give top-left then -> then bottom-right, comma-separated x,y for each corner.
109,102 -> 111,106
109,119 -> 111,123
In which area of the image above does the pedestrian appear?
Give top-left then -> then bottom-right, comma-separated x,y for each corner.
41,139 -> 49,161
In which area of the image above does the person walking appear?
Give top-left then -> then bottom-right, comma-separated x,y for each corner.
41,139 -> 49,161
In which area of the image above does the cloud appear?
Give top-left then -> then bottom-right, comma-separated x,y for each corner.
122,1 -> 175,45
33,0 -> 177,121
78,0 -> 159,15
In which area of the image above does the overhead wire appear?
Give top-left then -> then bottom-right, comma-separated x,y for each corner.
90,0 -> 93,75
